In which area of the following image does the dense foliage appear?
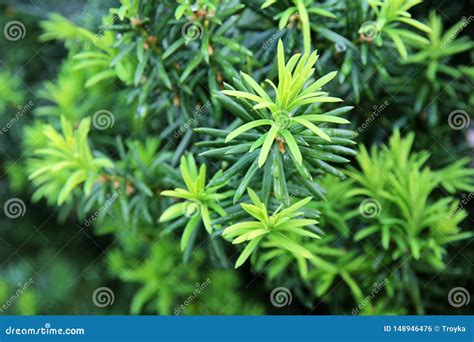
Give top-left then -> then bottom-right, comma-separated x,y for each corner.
0,0 -> 472,315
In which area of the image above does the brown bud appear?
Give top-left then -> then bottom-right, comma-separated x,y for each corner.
126,183 -> 135,195
173,95 -> 180,107
358,34 -> 374,43
207,44 -> 214,56
276,137 -> 286,154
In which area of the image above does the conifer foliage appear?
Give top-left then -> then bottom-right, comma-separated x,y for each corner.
1,0 -> 472,315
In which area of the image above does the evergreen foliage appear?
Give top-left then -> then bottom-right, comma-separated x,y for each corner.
0,0 -> 472,315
